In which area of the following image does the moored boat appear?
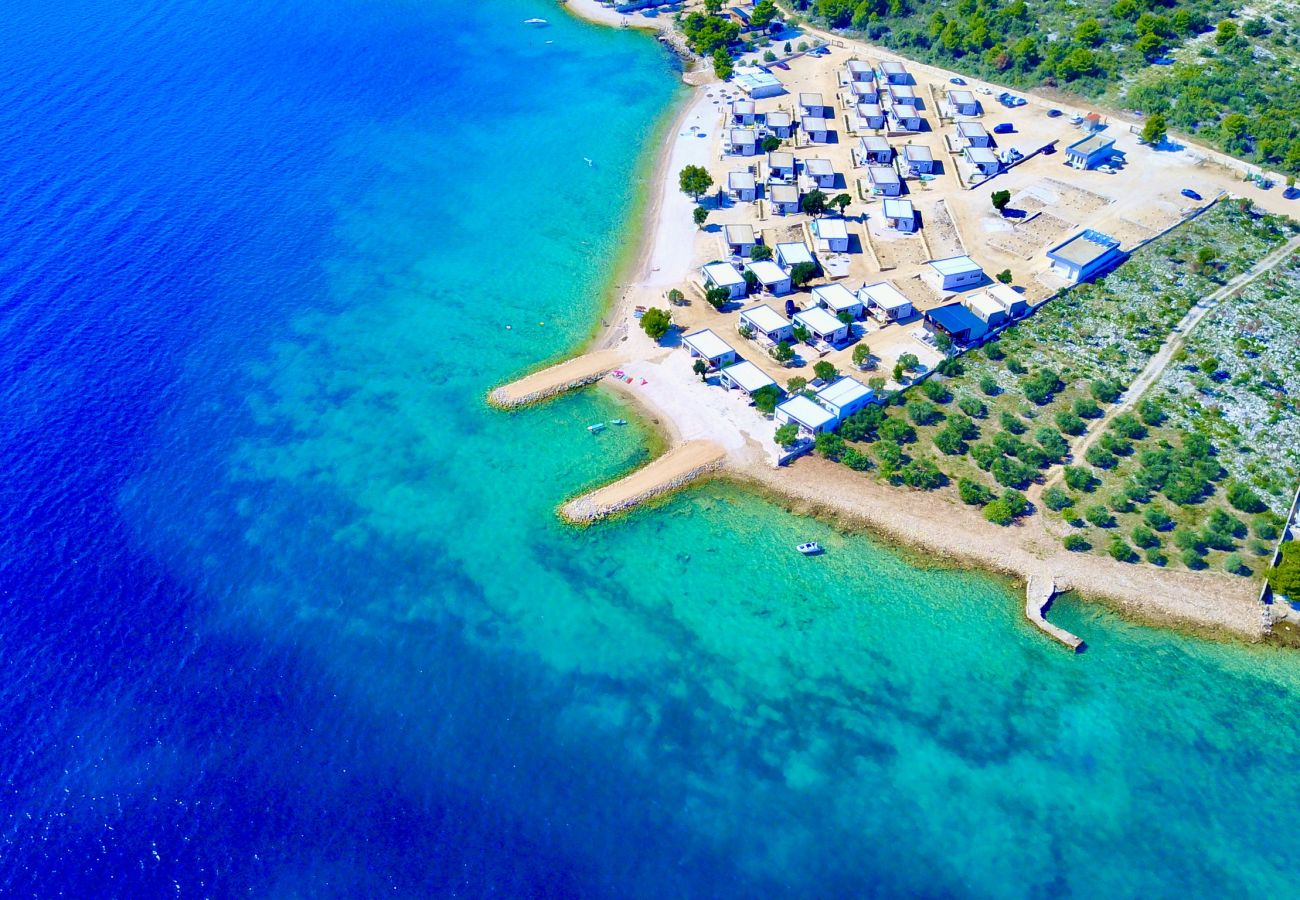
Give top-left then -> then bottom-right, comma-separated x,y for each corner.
796,542 -> 822,555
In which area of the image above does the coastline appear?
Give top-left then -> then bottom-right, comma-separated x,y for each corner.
505,3 -> 1274,644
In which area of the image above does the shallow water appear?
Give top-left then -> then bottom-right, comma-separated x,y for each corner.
2,0 -> 1299,895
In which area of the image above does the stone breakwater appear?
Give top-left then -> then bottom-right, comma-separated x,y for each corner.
560,440 -> 727,523
488,349 -> 629,409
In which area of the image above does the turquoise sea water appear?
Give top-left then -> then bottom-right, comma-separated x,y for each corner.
3,0 -> 1300,895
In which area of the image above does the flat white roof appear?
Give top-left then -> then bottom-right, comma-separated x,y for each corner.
747,259 -> 789,284
739,303 -> 790,333
804,157 -> 834,176
850,81 -> 875,96
966,292 -> 1005,319
965,146 -> 998,163
869,165 -> 900,185
846,60 -> 872,74
769,151 -> 795,168
799,92 -> 823,107
948,89 -> 976,105
880,61 -> 907,74
735,70 -> 782,91
703,261 -> 745,287
778,394 -> 836,429
889,84 -> 916,98
683,328 -> 735,360
793,306 -> 844,335
860,135 -> 890,152
803,116 -> 829,132
902,144 -> 933,161
775,242 -> 814,266
986,282 -> 1023,309
929,255 -> 983,277
766,110 -> 792,126
732,99 -> 755,113
813,282 -> 860,311
857,102 -> 883,117
817,376 -> 873,409
729,171 -> 756,190
812,217 -> 849,239
859,280 -> 912,310
722,360 -> 776,394
957,121 -> 988,137
724,223 -> 756,245
769,183 -> 799,203
730,129 -> 756,145
882,198 -> 914,219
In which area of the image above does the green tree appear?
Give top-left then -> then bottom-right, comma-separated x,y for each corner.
789,261 -> 818,287
996,269 -> 1013,284
1043,485 -> 1073,511
705,286 -> 731,309
761,135 -> 781,153
815,431 -> 846,460
787,376 -> 807,394
712,48 -> 734,80
692,359 -> 709,381
1064,534 -> 1091,552
831,193 -> 852,216
801,189 -> 828,217
750,244 -> 773,261
693,205 -> 710,228
814,360 -> 838,382
751,0 -> 778,28
990,189 -> 1011,212
959,478 -> 995,506
1074,18 -> 1103,46
679,165 -> 714,200
897,352 -> 920,373
770,341 -> 795,364
752,384 -> 780,414
774,422 -> 799,447
1215,19 -> 1238,46
853,344 -> 872,369
1141,112 -> 1167,146
1269,543 -> 1300,598
640,307 -> 672,341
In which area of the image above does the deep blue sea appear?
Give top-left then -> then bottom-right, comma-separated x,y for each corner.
3,0 -> 1300,896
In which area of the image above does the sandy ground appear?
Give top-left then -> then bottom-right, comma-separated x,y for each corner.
560,439 -> 727,521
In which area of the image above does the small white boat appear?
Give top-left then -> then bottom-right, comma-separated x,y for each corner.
611,418 -> 628,426
525,18 -> 549,26
796,542 -> 823,556
588,422 -> 606,433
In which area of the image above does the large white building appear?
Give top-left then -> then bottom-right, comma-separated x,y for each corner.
927,255 -> 984,291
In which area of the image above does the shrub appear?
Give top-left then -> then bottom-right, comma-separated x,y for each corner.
1054,411 -> 1086,436
1173,529 -> 1205,553
1021,368 -> 1063,406
1110,492 -> 1134,514
842,447 -> 873,471
1109,536 -> 1138,563
875,441 -> 903,478
1143,506 -> 1173,531
1253,514 -> 1282,540
1035,428 -> 1068,462
640,307 -> 672,340
900,458 -> 944,490
1145,548 -> 1167,566
1224,552 -> 1249,576
1073,397 -> 1102,419
1110,413 -> 1147,440
815,431 -> 845,461
774,423 -> 799,447
1064,466 -> 1096,492
990,456 -> 1035,489
1043,485 -> 1073,511
958,396 -> 986,418
921,379 -> 951,403
1248,538 -> 1272,557
1131,525 -> 1159,549
959,478 -> 995,506
813,360 -> 838,383
979,374 -> 1000,396
1182,548 -> 1207,570
879,417 -> 916,444
1084,504 -> 1115,528
983,498 -> 1016,525
1089,378 -> 1123,404
933,426 -> 966,455
983,342 -> 1005,360
1268,543 -> 1300,597
907,399 -> 943,426
999,411 -> 1026,434
1084,445 -> 1117,470
1007,358 -> 1027,375
1002,489 -> 1029,518
840,404 -> 885,442
1064,534 -> 1091,552
1226,482 -> 1267,514
1207,508 -> 1247,539
1137,398 -> 1166,426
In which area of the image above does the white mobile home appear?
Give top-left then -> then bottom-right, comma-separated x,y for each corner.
774,241 -> 814,271
1065,134 -> 1116,170
768,182 -> 800,215
858,135 -> 892,165
927,255 -> 984,291
845,60 -> 874,83
868,165 -> 902,196
799,92 -> 825,117
802,116 -> 831,143
955,121 -> 991,148
768,151 -> 796,182
803,157 -> 836,189
734,66 -> 785,99
728,129 -> 758,157
724,223 -> 757,258
964,145 -> 1000,175
946,89 -> 979,117
859,280 -> 914,321
901,143 -> 934,175
855,103 -> 885,130
848,80 -> 879,104
775,394 -> 836,436
816,377 -> 875,421
765,110 -> 794,139
793,307 -> 849,346
738,304 -> 793,344
984,282 -> 1029,318
746,259 -> 793,295
887,107 -> 923,132
719,360 -> 778,398
811,217 -> 850,253
877,60 -> 911,85
887,83 -> 919,108
882,198 -> 917,233
702,261 -> 747,300
812,283 -> 863,319
964,290 -> 1008,329
732,99 -> 757,125
682,329 -> 737,369
728,170 -> 757,203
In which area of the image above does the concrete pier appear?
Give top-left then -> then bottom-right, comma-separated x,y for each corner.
489,349 -> 629,408
560,440 -> 727,523
1026,575 -> 1084,651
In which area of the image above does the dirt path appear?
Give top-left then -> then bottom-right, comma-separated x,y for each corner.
1037,233 -> 1300,497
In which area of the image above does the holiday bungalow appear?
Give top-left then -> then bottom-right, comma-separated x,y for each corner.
746,259 -> 793,295
955,120 -> 991,148
984,282 -> 1029,318
964,290 -> 1008,329
901,143 -> 934,175
804,157 -> 836,189
848,80 -> 879,104
1065,134 -> 1115,170
867,165 -> 902,196
927,255 -> 984,291
768,182 -> 800,215
802,116 -> 831,143
813,282 -> 863,320
768,151 -> 796,181
728,170 -> 757,203
793,306 -> 850,346
964,145 -> 1000,175
924,303 -> 988,345
775,241 -> 815,271
734,66 -> 785,99
775,394 -> 837,436
816,376 -> 875,421
855,103 -> 885,130
1046,229 -> 1123,282
719,360 -> 778,398
877,60 -> 911,85
739,303 -> 794,344
845,60 -> 874,83
724,223 -> 758,258
887,107 -> 923,132
887,83 -> 919,108
728,129 -> 758,157
859,280 -> 915,322
732,99 -> 757,126
799,92 -> 825,117
702,261 -> 748,300
811,217 -> 850,253
765,110 -> 794,139
858,135 -> 892,165
882,198 -> 917,233
946,89 -> 979,117
682,328 -> 738,368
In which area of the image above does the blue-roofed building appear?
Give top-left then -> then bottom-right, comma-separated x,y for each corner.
924,302 -> 988,345
1046,229 -> 1124,283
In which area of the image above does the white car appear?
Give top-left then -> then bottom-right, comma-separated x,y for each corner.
1097,164 -> 1117,174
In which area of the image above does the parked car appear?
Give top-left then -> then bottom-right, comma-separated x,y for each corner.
993,123 -> 1014,134
1180,188 -> 1203,201
785,299 -> 797,317
1047,108 -> 1063,118
1098,164 -> 1117,175
1284,186 -> 1300,201
949,76 -> 966,85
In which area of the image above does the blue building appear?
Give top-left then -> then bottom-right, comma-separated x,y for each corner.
1046,230 -> 1124,283
924,302 -> 988,345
